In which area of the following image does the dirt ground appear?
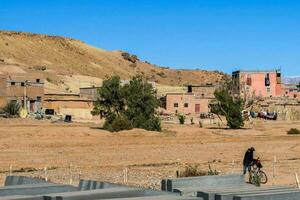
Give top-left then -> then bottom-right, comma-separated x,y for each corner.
0,118 -> 300,189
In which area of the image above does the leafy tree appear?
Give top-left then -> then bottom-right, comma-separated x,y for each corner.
212,84 -> 244,129
92,76 -> 125,118
123,75 -> 161,131
92,75 -> 161,132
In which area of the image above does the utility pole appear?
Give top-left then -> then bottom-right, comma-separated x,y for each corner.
23,80 -> 28,111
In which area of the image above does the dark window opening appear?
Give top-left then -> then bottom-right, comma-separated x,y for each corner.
265,73 -> 270,86
11,82 -> 15,86
36,79 -> 40,83
21,82 -> 25,86
187,85 -> 192,93
184,103 -> 188,108
174,103 -> 178,108
246,78 -> 252,86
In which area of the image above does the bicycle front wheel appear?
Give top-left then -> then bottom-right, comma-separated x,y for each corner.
258,170 -> 268,184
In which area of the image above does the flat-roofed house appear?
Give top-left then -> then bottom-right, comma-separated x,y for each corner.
232,69 -> 282,98
0,73 -> 44,113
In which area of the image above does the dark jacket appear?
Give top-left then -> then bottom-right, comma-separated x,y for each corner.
243,149 -> 254,166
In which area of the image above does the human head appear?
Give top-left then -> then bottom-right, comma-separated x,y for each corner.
249,147 -> 255,152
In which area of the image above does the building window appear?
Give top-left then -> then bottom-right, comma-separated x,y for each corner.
246,74 -> 252,86
11,82 -> 15,86
265,73 -> 270,86
36,96 -> 42,102
21,82 -> 25,86
174,103 -> 178,108
36,79 -> 40,83
184,103 -> 188,108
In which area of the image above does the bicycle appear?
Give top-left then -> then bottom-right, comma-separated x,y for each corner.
250,158 -> 268,186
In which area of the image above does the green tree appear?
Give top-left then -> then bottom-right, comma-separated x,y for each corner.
92,75 -> 161,132
212,85 -> 244,129
123,75 -> 161,131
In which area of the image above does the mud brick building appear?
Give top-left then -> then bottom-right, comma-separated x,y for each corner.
0,73 -> 44,113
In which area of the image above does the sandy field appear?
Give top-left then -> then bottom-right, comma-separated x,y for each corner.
0,118 -> 300,189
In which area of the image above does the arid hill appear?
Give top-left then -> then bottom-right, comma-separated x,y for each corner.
0,30 -> 227,93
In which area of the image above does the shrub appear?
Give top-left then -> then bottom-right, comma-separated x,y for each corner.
33,65 -> 47,71
110,115 -> 132,132
287,128 -> 300,135
199,120 -> 204,128
177,165 -> 219,178
178,114 -> 185,124
190,117 -> 194,125
121,52 -> 139,63
2,101 -> 20,117
156,72 -> 167,78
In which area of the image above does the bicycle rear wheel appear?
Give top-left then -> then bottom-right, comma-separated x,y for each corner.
258,170 -> 268,184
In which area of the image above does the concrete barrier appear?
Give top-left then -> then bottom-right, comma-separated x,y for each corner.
4,176 -> 47,186
232,190 -> 300,200
99,195 -> 203,200
0,183 -> 77,196
215,187 -> 296,200
165,174 -> 245,192
78,179 -> 131,190
173,185 -> 256,196
0,195 -> 43,200
161,179 -> 167,191
199,187 -> 297,200
43,187 -> 170,200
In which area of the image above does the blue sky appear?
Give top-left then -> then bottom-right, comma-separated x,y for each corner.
0,0 -> 299,76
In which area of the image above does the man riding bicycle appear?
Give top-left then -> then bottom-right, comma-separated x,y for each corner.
243,147 -> 255,182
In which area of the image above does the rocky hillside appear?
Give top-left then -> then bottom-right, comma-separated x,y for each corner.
0,30 -> 227,92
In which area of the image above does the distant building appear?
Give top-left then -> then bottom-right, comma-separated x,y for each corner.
282,84 -> 300,99
187,84 -> 218,98
166,93 -> 211,115
0,74 -> 44,113
79,87 -> 100,101
43,93 -> 96,120
232,69 -> 282,98
165,84 -> 218,115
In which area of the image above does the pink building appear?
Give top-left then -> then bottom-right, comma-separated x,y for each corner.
166,93 -> 210,115
232,70 -> 282,98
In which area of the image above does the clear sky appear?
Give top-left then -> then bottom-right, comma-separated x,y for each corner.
0,0 -> 299,76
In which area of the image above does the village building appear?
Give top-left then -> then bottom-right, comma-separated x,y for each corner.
232,69 -> 282,98
43,93 -> 97,120
79,86 -> 100,101
166,93 -> 211,115
0,73 -> 44,113
165,84 -> 216,115
282,84 -> 300,99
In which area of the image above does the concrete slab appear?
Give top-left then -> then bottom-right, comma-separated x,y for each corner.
98,195 -> 203,200
173,185 -> 257,196
165,174 -> 245,192
4,176 -> 47,186
200,188 -> 298,200
43,187 -> 169,200
0,183 -> 77,196
78,179 -> 131,190
232,190 -> 300,200
215,187 -> 297,200
0,195 -> 43,200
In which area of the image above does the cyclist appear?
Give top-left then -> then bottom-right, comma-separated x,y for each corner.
243,147 -> 255,182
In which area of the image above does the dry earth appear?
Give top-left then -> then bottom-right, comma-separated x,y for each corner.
1,119 -> 300,188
